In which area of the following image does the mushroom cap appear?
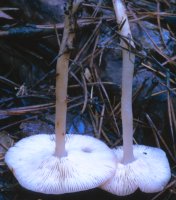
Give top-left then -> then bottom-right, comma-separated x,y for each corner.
101,145 -> 171,196
5,134 -> 116,194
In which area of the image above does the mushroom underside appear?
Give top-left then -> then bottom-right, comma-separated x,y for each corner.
5,134 -> 116,194
101,145 -> 171,196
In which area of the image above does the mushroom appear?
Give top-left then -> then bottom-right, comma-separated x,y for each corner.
5,1 -> 116,194
100,0 -> 171,196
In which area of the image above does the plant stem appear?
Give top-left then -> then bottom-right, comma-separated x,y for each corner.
113,0 -> 135,164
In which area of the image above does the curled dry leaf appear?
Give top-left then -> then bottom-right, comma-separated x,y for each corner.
84,68 -> 92,82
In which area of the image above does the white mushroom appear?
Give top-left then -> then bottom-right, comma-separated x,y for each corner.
101,145 -> 171,195
101,0 -> 171,196
5,134 -> 115,194
5,1 -> 116,194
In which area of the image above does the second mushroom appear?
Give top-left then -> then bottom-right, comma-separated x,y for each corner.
101,0 -> 171,196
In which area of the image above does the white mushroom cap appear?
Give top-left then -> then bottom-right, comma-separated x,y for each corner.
101,145 -> 171,196
5,134 -> 116,194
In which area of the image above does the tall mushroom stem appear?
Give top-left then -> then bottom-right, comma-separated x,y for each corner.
100,2 -> 171,195
55,1 -> 78,157
113,0 -> 135,164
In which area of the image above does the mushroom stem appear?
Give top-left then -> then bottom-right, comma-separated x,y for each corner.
54,3 -> 76,158
121,47 -> 135,164
113,0 -> 135,164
